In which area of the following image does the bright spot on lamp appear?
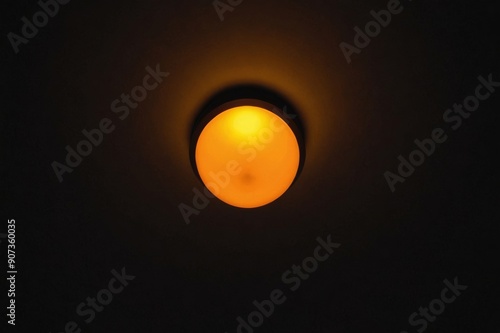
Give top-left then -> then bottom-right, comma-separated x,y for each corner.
191,99 -> 304,208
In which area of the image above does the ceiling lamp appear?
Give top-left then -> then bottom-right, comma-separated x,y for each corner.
191,97 -> 305,208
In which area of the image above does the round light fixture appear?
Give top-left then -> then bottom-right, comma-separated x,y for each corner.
191,96 -> 305,208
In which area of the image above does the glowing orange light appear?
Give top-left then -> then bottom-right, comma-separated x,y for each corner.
195,105 -> 301,208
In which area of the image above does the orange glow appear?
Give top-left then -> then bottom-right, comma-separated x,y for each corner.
195,106 -> 300,208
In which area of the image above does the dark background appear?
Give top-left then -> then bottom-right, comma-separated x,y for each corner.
1,0 -> 499,332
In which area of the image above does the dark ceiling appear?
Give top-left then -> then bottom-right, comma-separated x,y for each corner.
2,0 -> 499,332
